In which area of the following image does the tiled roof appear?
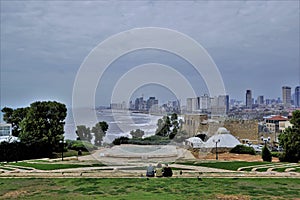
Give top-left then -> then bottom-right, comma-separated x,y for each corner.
268,116 -> 288,121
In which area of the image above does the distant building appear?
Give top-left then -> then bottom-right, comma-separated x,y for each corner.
257,95 -> 264,105
186,94 -> 228,115
265,115 -> 288,133
146,97 -> 158,110
110,101 -> 127,110
183,114 -> 208,137
246,90 -> 252,109
211,95 -> 229,115
295,86 -> 300,108
0,123 -> 19,143
186,97 -> 199,113
186,98 -> 193,113
279,121 -> 293,133
0,123 -> 12,137
134,97 -> 146,111
282,86 -> 291,107
199,94 -> 210,113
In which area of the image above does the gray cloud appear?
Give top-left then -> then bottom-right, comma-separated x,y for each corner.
1,1 -> 299,108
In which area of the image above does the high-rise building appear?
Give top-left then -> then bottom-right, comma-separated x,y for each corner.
210,95 -> 229,115
246,90 -> 252,109
186,98 -> 193,113
218,95 -> 229,114
295,86 -> 300,107
282,86 -> 291,107
186,97 -> 200,113
199,94 -> 211,112
257,95 -> 264,105
146,97 -> 158,110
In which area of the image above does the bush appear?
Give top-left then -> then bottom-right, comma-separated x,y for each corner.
230,145 -> 256,155
279,152 -> 299,163
0,141 -> 52,162
271,152 -> 282,158
262,146 -> 272,162
112,135 -> 171,146
66,140 -> 97,152
112,137 -> 129,145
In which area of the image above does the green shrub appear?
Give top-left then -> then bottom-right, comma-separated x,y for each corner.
262,146 -> 272,162
279,152 -> 299,163
230,145 -> 256,155
66,140 -> 97,151
271,152 -> 282,158
112,137 -> 129,145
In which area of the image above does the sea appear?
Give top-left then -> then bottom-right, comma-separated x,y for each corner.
64,108 -> 162,143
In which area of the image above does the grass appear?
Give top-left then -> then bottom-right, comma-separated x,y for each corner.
176,161 -> 269,171
7,162 -> 106,170
0,167 -> 14,171
0,178 -> 299,199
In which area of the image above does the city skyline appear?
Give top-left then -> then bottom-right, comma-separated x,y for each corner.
112,84 -> 300,108
1,1 -> 299,109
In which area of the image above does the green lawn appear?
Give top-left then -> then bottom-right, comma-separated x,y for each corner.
6,162 -> 106,170
177,161 -> 270,171
0,178 -> 299,200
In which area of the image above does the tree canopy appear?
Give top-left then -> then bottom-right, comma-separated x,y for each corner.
1,101 -> 67,151
18,101 -> 67,147
92,121 -> 108,146
76,121 -> 109,146
76,125 -> 92,142
155,113 -> 181,139
130,129 -> 145,139
279,110 -> 300,162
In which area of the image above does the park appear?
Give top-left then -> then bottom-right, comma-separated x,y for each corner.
1,102 -> 300,199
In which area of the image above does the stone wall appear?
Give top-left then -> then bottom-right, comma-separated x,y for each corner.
183,115 -> 260,144
182,114 -> 208,137
224,119 -> 259,144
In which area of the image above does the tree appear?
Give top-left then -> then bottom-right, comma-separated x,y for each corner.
92,121 -> 108,146
76,125 -> 92,142
155,113 -> 182,139
171,113 -> 178,122
170,113 -> 180,139
112,136 -> 129,145
262,146 -> 272,162
155,116 -> 171,137
18,101 -> 67,150
279,110 -> 300,162
1,107 -> 28,137
130,129 -> 144,139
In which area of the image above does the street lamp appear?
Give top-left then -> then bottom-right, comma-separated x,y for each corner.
213,139 -> 220,160
59,140 -> 66,161
261,136 -> 270,146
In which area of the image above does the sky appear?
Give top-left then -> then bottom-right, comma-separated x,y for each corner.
1,0 -> 299,110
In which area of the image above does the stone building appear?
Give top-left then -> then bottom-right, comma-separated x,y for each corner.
182,114 -> 259,144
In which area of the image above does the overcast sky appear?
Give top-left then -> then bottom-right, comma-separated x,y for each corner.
1,0 -> 299,109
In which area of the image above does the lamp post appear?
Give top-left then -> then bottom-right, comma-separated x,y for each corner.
213,139 -> 220,160
59,140 -> 66,161
261,136 -> 270,147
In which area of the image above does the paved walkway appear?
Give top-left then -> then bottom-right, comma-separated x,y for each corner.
1,162 -> 300,178
1,146 -> 300,178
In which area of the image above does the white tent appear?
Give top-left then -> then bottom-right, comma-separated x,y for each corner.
205,129 -> 240,148
185,137 -> 204,148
